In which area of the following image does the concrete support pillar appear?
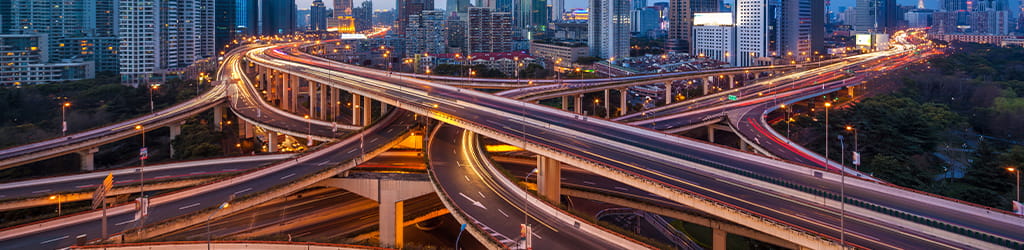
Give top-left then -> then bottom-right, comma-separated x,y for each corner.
169,123 -> 182,158
243,119 -> 254,139
536,156 -> 562,203
279,72 -> 290,111
665,82 -> 673,105
266,130 -> 278,153
729,75 -> 736,89
740,140 -> 748,151
754,73 -> 760,80
290,75 -> 300,112
381,102 -> 388,115
574,95 -> 582,114
329,87 -> 339,121
713,228 -> 727,250
603,89 -> 610,118
319,83 -> 328,120
619,88 -> 628,117
380,190 -> 405,248
703,81 -> 711,95
352,94 -> 363,126
309,82 -> 317,118
213,105 -> 224,132
561,96 -> 569,110
363,96 -> 373,125
77,147 -> 99,171
708,126 -> 716,143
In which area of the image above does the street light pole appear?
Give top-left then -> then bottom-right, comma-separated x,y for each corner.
49,195 -> 62,216
61,102 -> 70,137
781,104 -> 789,138
1009,167 -> 1020,203
207,202 -> 230,250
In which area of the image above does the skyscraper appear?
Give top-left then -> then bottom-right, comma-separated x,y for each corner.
942,0 -> 967,11
549,0 -> 564,22
217,0 -> 238,51
260,0 -> 297,34
311,0 -> 329,31
589,0 -> 631,59
467,7 -> 513,53
1,0 -> 120,73
354,0 -> 373,32
236,0 -> 259,35
406,10 -> 449,55
448,0 -> 472,14
693,12 -> 735,65
735,0 -> 768,67
335,0 -> 353,17
397,0 -> 435,36
514,0 -> 548,30
779,0 -> 811,60
668,0 -> 692,52
119,0 -> 215,85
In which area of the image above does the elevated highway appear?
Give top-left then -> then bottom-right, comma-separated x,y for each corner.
248,43 -> 1024,249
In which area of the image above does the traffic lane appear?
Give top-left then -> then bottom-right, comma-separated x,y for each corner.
432,95 -> 954,248
290,193 -> 444,240
2,111 -> 414,249
232,86 -> 350,139
429,126 -> 613,250
0,160 -> 275,200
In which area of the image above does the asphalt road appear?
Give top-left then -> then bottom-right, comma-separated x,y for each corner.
0,155 -> 285,201
429,126 -> 620,249
0,109 -> 415,249
258,44 -> 1022,248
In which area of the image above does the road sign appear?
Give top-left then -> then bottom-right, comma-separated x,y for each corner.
135,197 -> 149,220
727,95 -> 737,101
139,147 -> 149,160
92,173 -> 114,209
852,152 -> 861,166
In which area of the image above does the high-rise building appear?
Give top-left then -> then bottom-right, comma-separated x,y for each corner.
335,0 -> 353,17
735,0 -> 768,67
779,0 -> 811,60
633,7 -> 661,35
311,0 -> 329,31
514,0 -> 548,30
260,0 -> 297,34
1,0 -> 119,73
905,9 -> 934,27
397,0 -> 435,36
448,0 -> 472,14
942,0 -> 967,11
297,9 -> 311,30
589,0 -> 630,59
216,0 -> 238,52
353,0 -> 373,32
549,0 -> 564,22
667,0 -> 692,52
467,7 -> 513,53
119,0 -> 215,86
446,12 -> 467,53
693,12 -> 735,65
236,0 -> 259,36
0,34 -> 95,86
406,10 -> 449,55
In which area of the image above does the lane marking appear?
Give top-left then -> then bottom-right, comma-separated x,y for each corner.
234,187 -> 253,195
115,219 -> 137,226
40,235 -> 69,245
498,209 -> 510,218
464,175 -> 471,182
583,181 -> 596,185
478,192 -> 486,199
179,203 -> 201,210
614,186 -> 628,191
279,173 -> 295,180
532,232 -> 543,239
32,189 -> 52,194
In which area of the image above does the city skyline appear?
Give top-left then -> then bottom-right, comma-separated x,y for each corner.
294,0 -> 954,12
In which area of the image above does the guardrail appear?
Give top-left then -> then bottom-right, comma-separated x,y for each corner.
72,240 -> 391,250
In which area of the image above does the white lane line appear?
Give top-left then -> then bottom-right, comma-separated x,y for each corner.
464,175 -> 471,182
369,138 -> 377,143
498,209 -> 510,218
115,219 -> 137,226
532,232 -> 543,239
347,148 -> 358,154
40,235 -> 69,245
234,187 -> 253,195
32,189 -> 52,193
478,192 -> 486,199
179,202 -> 201,210
583,181 -> 596,185
279,173 -> 296,180
190,171 -> 206,175
614,186 -> 628,191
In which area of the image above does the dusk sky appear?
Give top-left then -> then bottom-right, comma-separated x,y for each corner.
294,0 -> 1007,13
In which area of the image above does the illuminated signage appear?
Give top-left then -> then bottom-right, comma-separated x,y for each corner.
694,13 -> 733,26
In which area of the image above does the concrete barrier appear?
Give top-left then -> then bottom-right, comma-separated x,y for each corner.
72,241 -> 389,250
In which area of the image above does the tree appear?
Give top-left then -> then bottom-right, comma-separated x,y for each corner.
518,63 -> 550,79
575,56 -> 602,65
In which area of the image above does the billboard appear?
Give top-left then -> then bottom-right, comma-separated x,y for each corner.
855,34 -> 873,46
694,13 -> 733,26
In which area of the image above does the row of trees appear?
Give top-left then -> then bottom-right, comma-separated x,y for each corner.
431,63 -> 552,79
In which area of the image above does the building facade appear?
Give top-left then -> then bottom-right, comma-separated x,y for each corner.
1,0 -> 118,73
529,40 -> 590,63
735,0 -> 768,67
467,7 -> 514,53
397,0 -> 434,36
589,0 -> 631,59
311,0 -> 329,31
0,34 -> 95,86
692,12 -> 735,65
779,0 -> 811,61
406,10 -> 448,55
354,0 -> 374,32
260,0 -> 297,35
119,0 -> 215,86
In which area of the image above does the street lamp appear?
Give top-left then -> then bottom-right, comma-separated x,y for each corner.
49,194 -> 62,216
523,168 -> 538,248
593,98 -> 600,117
781,104 -> 790,138
846,125 -> 859,170
1009,167 -> 1020,203
304,115 -> 312,147
134,124 -> 147,229
207,202 -> 230,250
149,84 -> 159,113
61,102 -> 71,137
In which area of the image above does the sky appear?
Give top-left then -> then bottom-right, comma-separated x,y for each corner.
294,0 -> 1011,13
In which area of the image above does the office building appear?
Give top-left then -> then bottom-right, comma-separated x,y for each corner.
530,40 -> 590,63
260,0 -> 297,35
397,0 -> 434,36
297,9 -> 311,30
406,10 -> 449,55
311,0 -> 329,31
0,34 -> 95,86
549,0 -> 564,22
633,6 -> 662,36
514,0 -> 548,30
779,0 -> 811,60
354,0 -> 373,32
448,0 -> 472,14
335,0 -> 353,17
735,0 -> 768,67
692,12 -> 735,65
667,0 -> 692,52
1,0 -> 118,73
905,9 -> 934,27
235,0 -> 259,36
216,0 -> 238,52
446,13 -> 467,53
942,0 -> 967,11
119,0 -> 215,86
852,0 -> 898,33
589,0 -> 631,59
467,7 -> 514,53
